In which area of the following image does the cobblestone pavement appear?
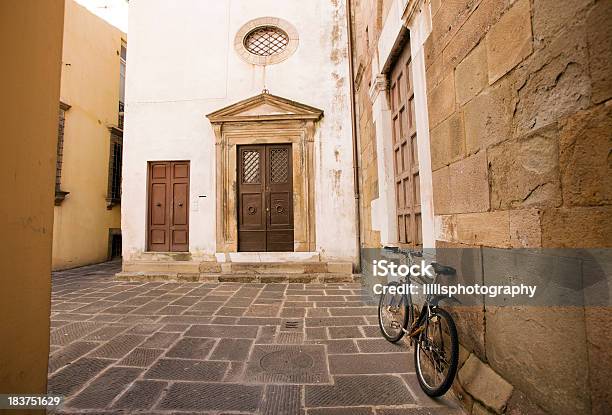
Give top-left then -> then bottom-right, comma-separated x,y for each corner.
48,261 -> 465,414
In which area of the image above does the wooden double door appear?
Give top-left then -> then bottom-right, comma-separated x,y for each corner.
390,38 -> 422,247
147,161 -> 189,252
237,144 -> 294,252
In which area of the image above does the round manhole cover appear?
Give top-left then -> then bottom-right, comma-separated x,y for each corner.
260,350 -> 314,374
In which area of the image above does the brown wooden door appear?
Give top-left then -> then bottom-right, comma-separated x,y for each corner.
390,40 -> 422,247
147,161 -> 190,252
238,144 -> 293,252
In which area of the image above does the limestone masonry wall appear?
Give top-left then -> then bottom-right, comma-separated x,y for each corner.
351,0 -> 611,414
427,0 -> 611,250
52,0 -> 124,270
425,1 -> 610,413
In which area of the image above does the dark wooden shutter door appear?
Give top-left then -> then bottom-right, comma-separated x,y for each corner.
147,161 -> 190,252
238,146 -> 267,251
266,144 -> 293,251
237,144 -> 293,252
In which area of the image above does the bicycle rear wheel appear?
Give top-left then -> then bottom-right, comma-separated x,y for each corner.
414,307 -> 458,397
377,281 -> 409,343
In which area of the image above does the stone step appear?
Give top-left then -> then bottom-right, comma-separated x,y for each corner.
123,261 -> 353,275
215,273 -> 358,283
227,262 -> 328,274
116,272 -> 360,284
122,260 -> 201,274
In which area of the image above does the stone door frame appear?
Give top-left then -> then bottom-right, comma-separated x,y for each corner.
207,93 -> 323,253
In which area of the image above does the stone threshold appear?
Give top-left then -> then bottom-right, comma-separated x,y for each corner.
217,251 -> 321,263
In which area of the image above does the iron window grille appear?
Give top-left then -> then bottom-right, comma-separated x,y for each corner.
242,150 -> 261,184
270,148 -> 289,183
118,101 -> 125,130
55,102 -> 71,205
119,40 -> 126,129
244,26 -> 289,57
106,127 -> 123,209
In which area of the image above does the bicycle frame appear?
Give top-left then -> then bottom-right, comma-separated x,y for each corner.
386,253 -> 448,340
379,247 -> 459,397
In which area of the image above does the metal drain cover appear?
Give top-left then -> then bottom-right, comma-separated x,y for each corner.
283,320 -> 301,329
244,345 -> 331,384
260,350 -> 314,374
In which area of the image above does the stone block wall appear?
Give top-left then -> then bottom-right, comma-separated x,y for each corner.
351,0 -> 611,414
425,0 -> 611,414
427,0 -> 611,249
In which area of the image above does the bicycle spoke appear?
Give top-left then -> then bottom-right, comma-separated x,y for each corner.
379,289 -> 406,340
417,315 -> 453,390
414,307 -> 458,397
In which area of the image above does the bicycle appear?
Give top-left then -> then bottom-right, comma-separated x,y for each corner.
377,249 -> 459,397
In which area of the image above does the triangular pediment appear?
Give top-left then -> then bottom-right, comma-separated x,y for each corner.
206,92 -> 323,123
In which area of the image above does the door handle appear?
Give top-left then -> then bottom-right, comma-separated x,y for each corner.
156,202 -> 162,207
178,202 -> 183,207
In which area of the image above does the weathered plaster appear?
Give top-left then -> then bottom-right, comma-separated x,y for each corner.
123,0 -> 357,263
52,0 -> 124,270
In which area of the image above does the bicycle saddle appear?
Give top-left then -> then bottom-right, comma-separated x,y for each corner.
431,262 -> 456,275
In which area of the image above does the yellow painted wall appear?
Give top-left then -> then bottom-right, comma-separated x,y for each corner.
52,0 -> 125,270
0,0 -> 64,403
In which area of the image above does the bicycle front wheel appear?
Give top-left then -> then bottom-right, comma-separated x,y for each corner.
414,307 -> 458,397
378,281 -> 409,343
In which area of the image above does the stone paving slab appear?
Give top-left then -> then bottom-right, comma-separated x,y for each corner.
144,358 -> 228,381
48,357 -> 114,396
119,347 -> 165,367
261,384 -> 302,415
112,380 -> 167,410
166,337 -> 217,359
157,382 -> 264,412
66,366 -> 142,408
48,341 -> 99,373
328,353 -> 414,374
308,408 -> 374,415
210,338 -> 253,361
305,375 -> 415,407
49,260 -> 464,414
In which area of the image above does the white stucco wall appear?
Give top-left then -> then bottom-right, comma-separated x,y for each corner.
123,0 -> 357,262
406,1 -> 435,249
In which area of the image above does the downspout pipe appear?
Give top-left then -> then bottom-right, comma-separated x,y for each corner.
346,0 -> 362,272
